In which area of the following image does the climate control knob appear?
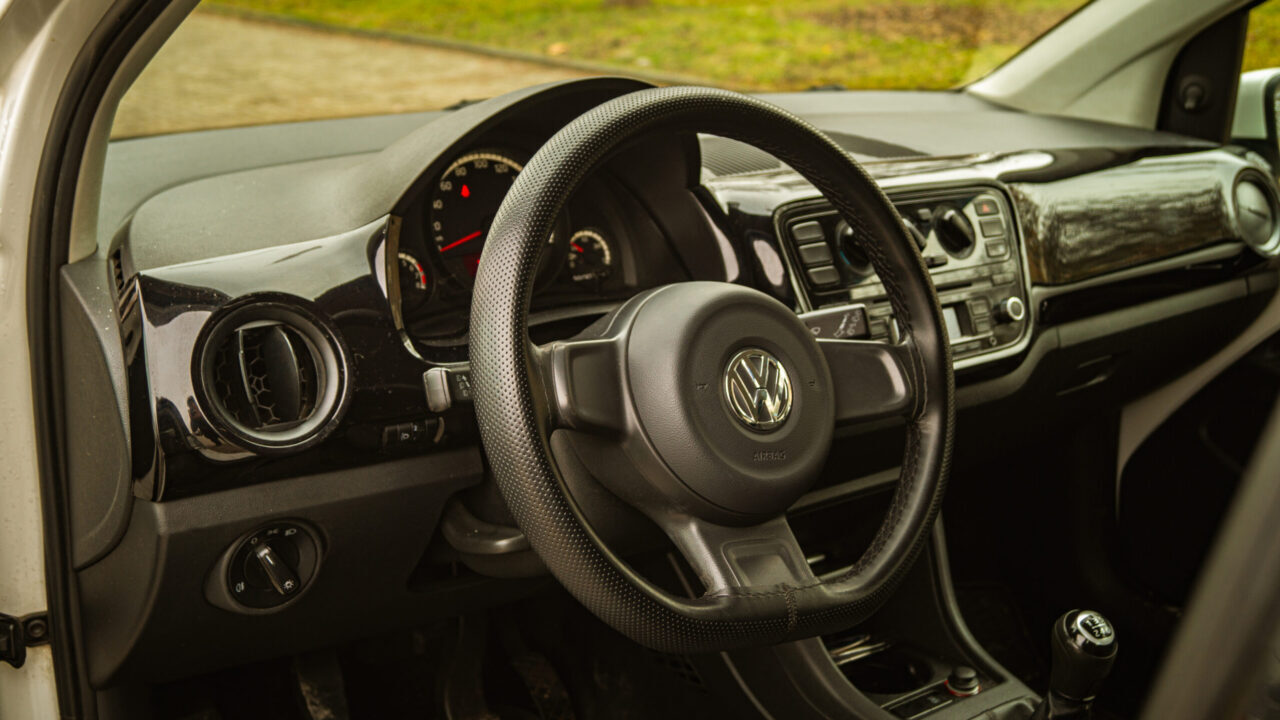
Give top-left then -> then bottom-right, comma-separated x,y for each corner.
994,296 -> 1026,323
934,207 -> 976,257
835,220 -> 873,277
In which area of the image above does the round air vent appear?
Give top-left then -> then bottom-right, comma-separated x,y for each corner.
196,301 -> 348,453
1234,172 -> 1280,256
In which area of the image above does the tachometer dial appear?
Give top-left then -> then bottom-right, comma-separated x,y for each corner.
567,229 -> 613,284
429,150 -> 523,287
397,251 -> 432,312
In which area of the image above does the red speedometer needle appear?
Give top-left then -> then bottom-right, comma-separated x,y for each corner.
439,230 -> 482,253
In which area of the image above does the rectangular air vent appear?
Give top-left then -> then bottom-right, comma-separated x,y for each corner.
110,249 -> 139,320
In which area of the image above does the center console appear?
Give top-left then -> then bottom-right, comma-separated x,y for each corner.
691,513 -> 1040,720
774,185 -> 1030,367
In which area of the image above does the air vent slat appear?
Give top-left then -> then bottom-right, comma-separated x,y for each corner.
109,249 -> 126,293
260,326 -> 304,422
117,281 -> 139,319
213,331 -> 257,427
110,249 -> 140,319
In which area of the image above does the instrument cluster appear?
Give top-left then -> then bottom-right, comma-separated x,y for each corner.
393,146 -> 630,346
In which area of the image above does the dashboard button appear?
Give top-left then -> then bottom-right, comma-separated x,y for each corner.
381,419 -> 435,448
394,423 -> 416,444
985,241 -> 1009,258
798,242 -> 833,266
792,221 -> 825,243
807,265 -> 841,287
381,425 -> 403,448
925,254 -> 949,268
408,420 -> 430,442
992,272 -> 1016,286
974,196 -> 1000,216
979,217 -> 1004,237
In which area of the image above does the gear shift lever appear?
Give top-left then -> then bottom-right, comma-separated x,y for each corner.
1030,610 -> 1117,720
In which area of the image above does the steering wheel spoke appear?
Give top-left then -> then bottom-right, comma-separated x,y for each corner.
818,338 -> 918,424
663,514 -> 816,595
534,334 -> 628,435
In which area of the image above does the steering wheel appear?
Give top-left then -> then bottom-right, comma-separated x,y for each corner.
470,86 -> 954,654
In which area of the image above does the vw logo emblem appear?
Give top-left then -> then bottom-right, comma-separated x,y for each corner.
723,348 -> 793,431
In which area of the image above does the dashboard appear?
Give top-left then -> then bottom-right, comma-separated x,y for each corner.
65,77 -> 1280,685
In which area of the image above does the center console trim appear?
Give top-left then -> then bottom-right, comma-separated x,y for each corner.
773,180 -> 1036,372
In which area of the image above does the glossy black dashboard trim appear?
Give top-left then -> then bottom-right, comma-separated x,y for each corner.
123,218 -> 482,499
1011,150 -> 1254,285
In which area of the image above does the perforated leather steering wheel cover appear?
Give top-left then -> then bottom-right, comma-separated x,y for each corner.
470,86 -> 955,653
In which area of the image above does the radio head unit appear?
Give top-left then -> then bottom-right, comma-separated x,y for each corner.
777,186 -> 1029,365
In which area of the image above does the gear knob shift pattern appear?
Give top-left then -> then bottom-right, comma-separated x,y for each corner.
1032,610 -> 1118,720
1051,610 -> 1117,700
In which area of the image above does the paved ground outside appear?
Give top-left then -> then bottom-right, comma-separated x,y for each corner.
113,9 -> 589,138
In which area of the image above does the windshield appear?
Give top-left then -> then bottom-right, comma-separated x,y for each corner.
116,0 -> 1096,139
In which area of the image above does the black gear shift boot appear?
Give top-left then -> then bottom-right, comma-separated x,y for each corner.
1031,610 -> 1117,720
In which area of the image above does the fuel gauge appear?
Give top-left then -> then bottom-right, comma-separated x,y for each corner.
397,251 -> 432,312
567,229 -> 613,284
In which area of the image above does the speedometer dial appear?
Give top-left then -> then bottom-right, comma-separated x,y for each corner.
430,150 -> 523,287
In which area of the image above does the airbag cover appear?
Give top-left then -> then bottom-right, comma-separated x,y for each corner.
626,282 -> 834,518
